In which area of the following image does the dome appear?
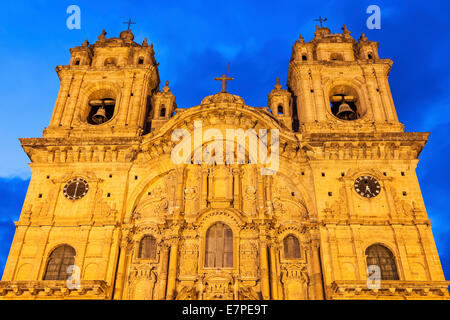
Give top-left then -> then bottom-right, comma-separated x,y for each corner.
200,92 -> 245,105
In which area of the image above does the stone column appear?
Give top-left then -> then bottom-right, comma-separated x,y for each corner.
276,248 -> 283,299
113,238 -> 130,300
201,167 -> 209,209
166,241 -> 179,299
269,244 -> 279,299
232,167 -> 241,210
155,244 -> 170,299
175,166 -> 185,214
310,238 -> 324,300
259,237 -> 270,300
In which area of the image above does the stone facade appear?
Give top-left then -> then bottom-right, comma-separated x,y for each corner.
0,25 -> 448,300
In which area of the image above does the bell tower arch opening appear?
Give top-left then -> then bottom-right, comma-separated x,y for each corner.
328,85 -> 362,121
86,89 -> 117,125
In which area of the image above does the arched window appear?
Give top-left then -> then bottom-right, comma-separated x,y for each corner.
138,235 -> 157,259
277,105 -> 284,115
138,57 -> 144,65
302,55 -> 308,61
160,107 -> 166,117
368,53 -> 373,60
74,59 -> 80,66
283,235 -> 301,259
205,222 -> 233,268
43,245 -> 76,280
366,244 -> 399,280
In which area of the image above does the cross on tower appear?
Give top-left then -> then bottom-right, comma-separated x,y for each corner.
314,16 -> 327,27
214,74 -> 234,93
122,18 -> 136,30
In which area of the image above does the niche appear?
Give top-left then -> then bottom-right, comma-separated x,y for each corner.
329,85 -> 361,121
104,57 -> 117,67
330,53 -> 344,61
87,89 -> 117,125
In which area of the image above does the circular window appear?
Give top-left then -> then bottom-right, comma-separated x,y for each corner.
354,175 -> 380,198
63,178 -> 89,200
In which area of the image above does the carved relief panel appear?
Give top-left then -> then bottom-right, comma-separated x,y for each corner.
280,264 -> 309,300
178,240 -> 199,279
241,166 -> 257,215
239,240 -> 259,279
184,166 -> 201,217
208,165 -> 234,208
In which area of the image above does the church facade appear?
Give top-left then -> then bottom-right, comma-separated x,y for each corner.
0,25 -> 448,300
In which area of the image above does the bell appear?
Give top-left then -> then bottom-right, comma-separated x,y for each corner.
336,102 -> 357,120
92,106 -> 107,124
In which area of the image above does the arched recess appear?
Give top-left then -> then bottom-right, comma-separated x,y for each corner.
138,235 -> 157,259
283,234 -> 301,259
152,103 -> 284,140
323,78 -> 369,121
16,263 -> 33,281
188,138 -> 261,166
277,226 -> 308,261
271,170 -> 314,219
83,263 -> 98,280
43,244 -> 76,280
196,209 -> 243,272
126,170 -> 174,223
410,262 -> 428,281
341,262 -> 357,280
365,243 -> 399,280
76,81 -> 122,126
205,222 -> 233,268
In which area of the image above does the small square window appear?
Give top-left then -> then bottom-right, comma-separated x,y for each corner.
107,193 -> 111,197
321,172 -> 325,177
383,172 -> 387,176
46,175 -> 50,179
401,172 -> 405,176
109,174 -> 112,178
135,176 -> 138,180
301,172 -> 305,176
328,192 -> 332,196
341,172 -> 344,177
402,191 -> 407,196
38,194 -> 42,198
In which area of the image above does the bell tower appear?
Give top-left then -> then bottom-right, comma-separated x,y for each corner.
268,77 -> 293,130
287,25 -> 403,133
44,29 -> 160,138
146,80 -> 177,132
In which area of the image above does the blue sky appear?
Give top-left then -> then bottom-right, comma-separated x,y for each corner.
0,0 -> 449,280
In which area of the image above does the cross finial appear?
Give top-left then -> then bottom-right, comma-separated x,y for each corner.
122,18 -> 136,30
313,16 -> 327,27
214,74 -> 234,93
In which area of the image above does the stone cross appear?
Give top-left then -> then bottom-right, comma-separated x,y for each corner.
214,74 -> 234,93
122,18 -> 136,30
314,16 -> 327,27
